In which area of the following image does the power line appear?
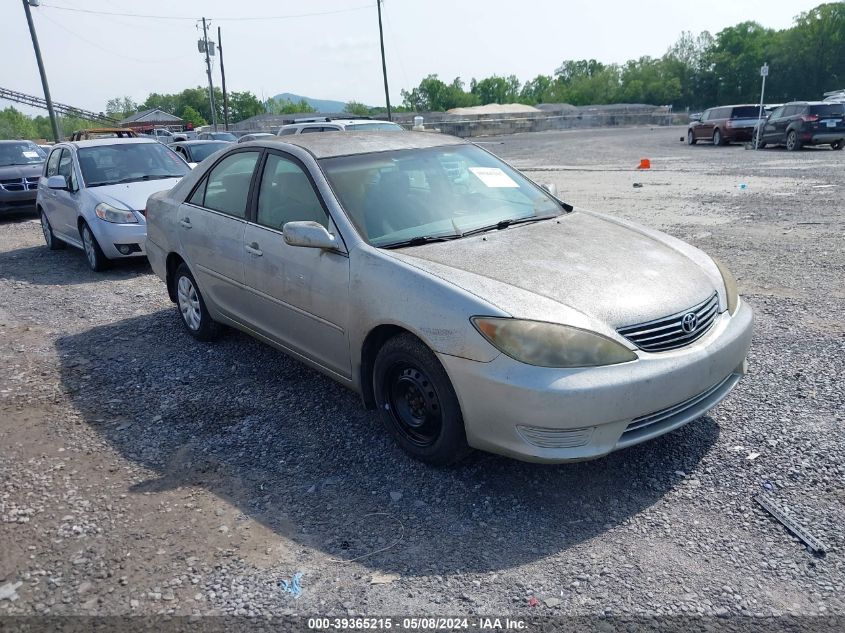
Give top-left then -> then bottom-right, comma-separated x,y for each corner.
38,2 -> 375,22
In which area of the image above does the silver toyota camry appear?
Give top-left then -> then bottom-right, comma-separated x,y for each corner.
145,132 -> 753,465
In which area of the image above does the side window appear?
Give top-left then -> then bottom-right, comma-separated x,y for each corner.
57,149 -> 77,190
300,126 -> 323,134
188,177 -> 207,206
278,128 -> 297,136
45,149 -> 61,177
256,153 -> 328,230
196,151 -> 260,218
782,106 -> 796,117
701,110 -> 711,122
768,107 -> 785,119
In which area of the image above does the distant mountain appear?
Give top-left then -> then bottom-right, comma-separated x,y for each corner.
271,93 -> 350,113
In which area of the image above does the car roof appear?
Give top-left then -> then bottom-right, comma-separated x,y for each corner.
785,101 -> 833,106
254,131 -> 467,159
65,137 -> 160,149
0,140 -> 40,144
171,140 -> 230,146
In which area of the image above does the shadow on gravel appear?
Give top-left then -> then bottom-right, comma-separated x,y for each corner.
0,210 -> 38,223
56,310 -> 718,575
0,245 -> 152,286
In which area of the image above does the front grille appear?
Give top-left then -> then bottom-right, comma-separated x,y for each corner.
0,177 -> 39,192
618,373 -> 740,446
618,293 -> 720,352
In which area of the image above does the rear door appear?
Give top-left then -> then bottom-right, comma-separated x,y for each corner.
762,106 -> 786,142
242,151 -> 351,377
177,149 -> 262,322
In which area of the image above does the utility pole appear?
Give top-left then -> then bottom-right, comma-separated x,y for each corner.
755,62 -> 768,150
376,0 -> 392,121
218,26 -> 229,131
201,17 -> 218,132
21,0 -> 60,141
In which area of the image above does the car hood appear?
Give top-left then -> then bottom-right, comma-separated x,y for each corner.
90,178 -> 183,211
0,163 -> 44,180
388,210 -> 722,329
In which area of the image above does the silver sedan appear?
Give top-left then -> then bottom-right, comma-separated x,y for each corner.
145,132 -> 753,465
36,138 -> 190,271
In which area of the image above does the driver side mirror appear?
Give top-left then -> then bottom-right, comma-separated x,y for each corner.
689,113 -> 702,122
283,221 -> 343,252
46,175 -> 68,190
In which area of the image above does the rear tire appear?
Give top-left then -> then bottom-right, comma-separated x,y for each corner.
831,140 -> 844,151
40,210 -> 66,250
174,263 -> 222,341
687,129 -> 697,145
80,222 -> 109,271
786,130 -> 801,151
713,129 -> 725,146
753,129 -> 766,149
373,333 -> 471,466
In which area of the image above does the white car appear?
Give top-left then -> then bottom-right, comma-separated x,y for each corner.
36,138 -> 190,271
277,118 -> 404,135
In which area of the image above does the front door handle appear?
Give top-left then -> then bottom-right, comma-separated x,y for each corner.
179,218 -> 192,229
245,242 -> 263,257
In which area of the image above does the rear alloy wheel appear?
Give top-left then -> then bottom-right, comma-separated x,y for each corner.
687,130 -> 697,145
40,211 -> 66,250
80,222 -> 109,271
174,263 -> 222,341
373,333 -> 470,466
713,128 -> 724,146
831,140 -> 844,151
786,130 -> 801,151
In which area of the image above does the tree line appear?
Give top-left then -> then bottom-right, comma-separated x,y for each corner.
401,3 -> 844,111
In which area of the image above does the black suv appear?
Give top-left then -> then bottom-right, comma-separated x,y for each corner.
755,101 -> 845,150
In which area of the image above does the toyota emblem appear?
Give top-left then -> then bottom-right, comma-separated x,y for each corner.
681,312 -> 698,333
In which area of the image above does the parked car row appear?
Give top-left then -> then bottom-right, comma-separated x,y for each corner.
23,131 -> 754,465
688,101 -> 845,150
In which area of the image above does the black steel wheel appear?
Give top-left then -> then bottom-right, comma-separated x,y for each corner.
373,333 -> 470,465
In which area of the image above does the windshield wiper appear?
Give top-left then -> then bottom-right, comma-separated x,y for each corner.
109,174 -> 182,185
381,234 -> 463,249
459,214 -> 558,238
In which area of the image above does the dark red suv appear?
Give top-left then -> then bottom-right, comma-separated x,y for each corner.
754,102 -> 845,150
687,105 -> 766,146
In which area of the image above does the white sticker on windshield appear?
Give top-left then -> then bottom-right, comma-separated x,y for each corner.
468,167 -> 519,188
23,151 -> 40,158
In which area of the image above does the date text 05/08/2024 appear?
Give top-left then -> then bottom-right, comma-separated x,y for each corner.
307,617 -> 527,630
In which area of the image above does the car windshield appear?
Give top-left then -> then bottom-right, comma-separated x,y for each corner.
810,104 -> 845,116
321,144 -> 564,247
211,133 -> 238,141
731,106 -> 762,118
0,142 -> 46,166
189,143 -> 227,162
78,142 -> 190,187
346,122 -> 404,131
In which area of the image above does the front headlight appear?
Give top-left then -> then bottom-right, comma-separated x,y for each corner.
471,317 -> 637,368
713,258 -> 739,315
95,202 -> 138,224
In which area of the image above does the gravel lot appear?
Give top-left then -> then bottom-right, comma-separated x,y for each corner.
1,126 -> 843,623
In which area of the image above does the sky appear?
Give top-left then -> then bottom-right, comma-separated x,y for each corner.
2,0 -> 825,116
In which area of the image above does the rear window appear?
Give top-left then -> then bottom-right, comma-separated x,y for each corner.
731,106 -> 761,119
809,104 -> 845,116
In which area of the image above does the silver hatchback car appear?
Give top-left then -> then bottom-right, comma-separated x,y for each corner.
146,133 -> 752,465
37,138 -> 190,270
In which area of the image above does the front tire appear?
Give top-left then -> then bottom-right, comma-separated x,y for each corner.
753,129 -> 766,149
40,210 -> 66,250
831,140 -> 844,150
786,130 -> 801,151
80,222 -> 109,271
687,130 -> 697,145
373,334 -> 470,466
174,263 -> 222,341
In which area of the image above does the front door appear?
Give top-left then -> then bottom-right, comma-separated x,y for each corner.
52,148 -> 82,240
177,150 -> 262,322
242,151 -> 351,378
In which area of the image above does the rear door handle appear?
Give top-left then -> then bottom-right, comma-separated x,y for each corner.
245,242 -> 263,257
179,218 -> 192,229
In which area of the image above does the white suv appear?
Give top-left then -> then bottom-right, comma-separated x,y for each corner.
276,118 -> 404,135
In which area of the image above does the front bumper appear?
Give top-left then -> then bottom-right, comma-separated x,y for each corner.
439,301 -> 753,463
90,219 -> 148,259
0,190 -> 37,214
